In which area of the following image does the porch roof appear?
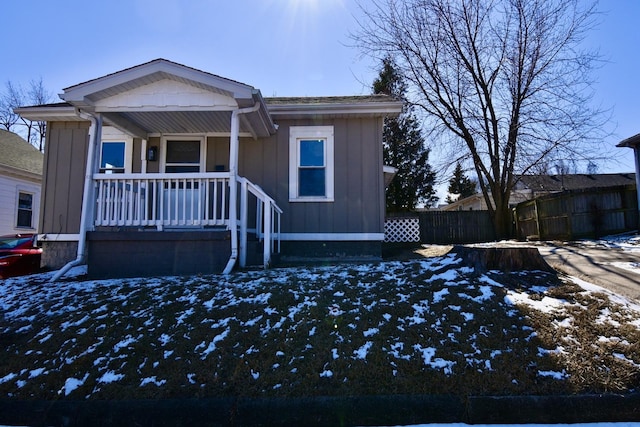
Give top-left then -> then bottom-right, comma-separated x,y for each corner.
25,59 -> 276,139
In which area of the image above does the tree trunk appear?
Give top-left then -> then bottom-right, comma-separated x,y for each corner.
492,203 -> 513,240
450,246 -> 554,273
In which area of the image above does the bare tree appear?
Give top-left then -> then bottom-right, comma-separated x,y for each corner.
0,78 -> 54,152
27,78 -> 54,152
0,81 -> 23,132
352,0 -> 608,237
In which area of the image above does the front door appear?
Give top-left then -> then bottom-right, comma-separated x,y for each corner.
162,138 -> 205,225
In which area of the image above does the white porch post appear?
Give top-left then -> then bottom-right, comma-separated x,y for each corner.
83,113 -> 102,233
141,138 -> 148,174
223,110 -> 240,275
223,103 -> 261,274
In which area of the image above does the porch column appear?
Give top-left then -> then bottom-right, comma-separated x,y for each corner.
223,103 -> 261,274
83,113 -> 102,233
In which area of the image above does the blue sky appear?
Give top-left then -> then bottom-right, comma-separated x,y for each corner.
2,0 -> 638,174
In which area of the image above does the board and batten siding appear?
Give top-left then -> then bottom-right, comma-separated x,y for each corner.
40,121 -> 90,235
239,117 -> 385,237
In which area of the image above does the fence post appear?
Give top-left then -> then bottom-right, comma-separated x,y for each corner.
533,199 -> 541,240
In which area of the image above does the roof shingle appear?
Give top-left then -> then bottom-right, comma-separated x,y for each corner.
0,129 -> 43,175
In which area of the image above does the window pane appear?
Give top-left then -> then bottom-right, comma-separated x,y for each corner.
165,165 -> 201,173
17,210 -> 32,228
101,142 -> 125,170
299,168 -> 325,196
166,140 -> 200,164
17,192 -> 33,228
18,193 -> 33,209
299,139 -> 324,167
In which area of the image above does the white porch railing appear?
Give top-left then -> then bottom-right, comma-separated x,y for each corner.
238,176 -> 283,268
92,172 -> 281,267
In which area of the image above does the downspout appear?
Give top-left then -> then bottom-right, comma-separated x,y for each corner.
51,111 -> 101,282
223,102 -> 261,274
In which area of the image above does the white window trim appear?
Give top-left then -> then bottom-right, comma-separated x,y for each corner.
100,127 -> 133,174
289,125 -> 334,202
160,135 -> 206,173
15,189 -> 35,230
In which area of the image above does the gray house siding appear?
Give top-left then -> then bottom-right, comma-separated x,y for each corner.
239,117 -> 385,236
40,121 -> 89,235
39,121 -> 89,268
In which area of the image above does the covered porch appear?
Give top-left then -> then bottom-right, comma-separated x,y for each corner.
55,59 -> 282,278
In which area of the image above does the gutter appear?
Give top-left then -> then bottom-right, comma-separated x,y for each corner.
51,110 -> 101,282
222,102 -> 261,275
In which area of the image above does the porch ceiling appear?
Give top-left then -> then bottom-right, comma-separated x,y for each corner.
102,110 -> 262,137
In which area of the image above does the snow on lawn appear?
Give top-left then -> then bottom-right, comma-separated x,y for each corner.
1,242 -> 640,400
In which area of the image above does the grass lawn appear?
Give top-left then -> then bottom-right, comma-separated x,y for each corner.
1,249 -> 639,401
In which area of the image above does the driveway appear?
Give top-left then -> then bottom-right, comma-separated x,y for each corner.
533,241 -> 640,302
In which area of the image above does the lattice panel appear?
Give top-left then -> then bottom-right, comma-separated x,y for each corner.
384,217 -> 420,242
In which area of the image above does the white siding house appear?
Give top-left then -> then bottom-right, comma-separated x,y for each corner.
0,130 -> 43,235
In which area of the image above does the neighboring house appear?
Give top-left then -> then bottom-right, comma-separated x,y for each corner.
0,130 -> 43,236
440,173 -> 637,211
439,193 -> 487,211
16,59 -> 402,279
617,134 -> 640,224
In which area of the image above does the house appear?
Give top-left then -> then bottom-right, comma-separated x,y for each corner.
0,129 -> 43,236
617,134 -> 640,227
16,59 -> 402,279
440,173 -> 637,211
439,193 -> 487,211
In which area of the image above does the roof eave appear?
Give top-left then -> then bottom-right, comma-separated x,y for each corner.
617,133 -> 640,148
61,59 -> 256,103
267,101 -> 403,118
0,163 -> 42,182
14,104 -> 85,122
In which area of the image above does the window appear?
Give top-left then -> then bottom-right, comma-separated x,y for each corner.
99,128 -> 132,174
99,142 -> 126,173
16,191 -> 33,228
289,126 -> 334,202
163,139 -> 203,173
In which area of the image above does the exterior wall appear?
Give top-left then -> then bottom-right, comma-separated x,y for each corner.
206,137 -> 230,171
40,121 -> 90,235
146,136 -> 160,173
37,121 -> 89,269
239,117 -> 385,238
40,116 -> 386,268
87,230 -> 230,278
0,174 -> 41,235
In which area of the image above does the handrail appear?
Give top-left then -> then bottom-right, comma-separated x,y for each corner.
93,172 -> 231,180
237,176 -> 282,268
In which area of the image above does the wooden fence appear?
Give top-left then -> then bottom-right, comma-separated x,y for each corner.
514,184 -> 638,240
386,211 -> 496,244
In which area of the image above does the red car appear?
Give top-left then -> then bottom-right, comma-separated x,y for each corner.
0,234 -> 43,279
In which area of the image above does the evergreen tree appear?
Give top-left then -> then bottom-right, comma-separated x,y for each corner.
373,58 -> 437,211
446,162 -> 477,203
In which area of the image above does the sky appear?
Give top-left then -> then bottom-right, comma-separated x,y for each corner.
2,0 -> 639,177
